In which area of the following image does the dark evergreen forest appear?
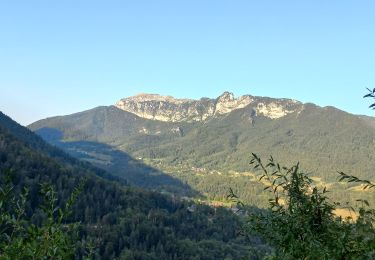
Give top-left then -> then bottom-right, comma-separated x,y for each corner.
0,112 -> 268,259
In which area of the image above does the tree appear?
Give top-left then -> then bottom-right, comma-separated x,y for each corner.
0,170 -> 85,259
237,90 -> 375,258
239,154 -> 375,259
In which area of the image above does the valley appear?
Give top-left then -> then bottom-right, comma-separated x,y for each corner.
3,2 -> 375,257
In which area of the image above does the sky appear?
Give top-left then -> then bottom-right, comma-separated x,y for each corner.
1,1 -> 375,125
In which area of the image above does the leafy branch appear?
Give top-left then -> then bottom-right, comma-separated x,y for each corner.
0,170 -> 88,259
364,87 -> 375,109
338,171 -> 375,190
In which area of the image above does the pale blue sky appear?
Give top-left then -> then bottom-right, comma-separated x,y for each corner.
1,1 -> 375,125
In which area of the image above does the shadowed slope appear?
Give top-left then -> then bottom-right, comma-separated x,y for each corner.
35,127 -> 198,196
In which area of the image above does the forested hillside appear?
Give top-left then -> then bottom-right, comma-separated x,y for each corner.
29,99 -> 375,206
0,111 -> 267,259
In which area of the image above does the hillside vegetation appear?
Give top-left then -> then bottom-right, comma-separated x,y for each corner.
29,100 -> 375,206
0,111 -> 266,259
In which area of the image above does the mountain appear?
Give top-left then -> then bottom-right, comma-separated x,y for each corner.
0,111 -> 265,258
29,92 -> 375,205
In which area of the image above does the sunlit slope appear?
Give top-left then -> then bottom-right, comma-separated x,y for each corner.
30,103 -> 375,183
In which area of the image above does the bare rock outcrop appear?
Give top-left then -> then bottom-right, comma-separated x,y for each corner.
115,91 -> 302,122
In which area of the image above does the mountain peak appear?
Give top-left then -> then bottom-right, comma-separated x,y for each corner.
217,91 -> 235,102
115,92 -> 303,122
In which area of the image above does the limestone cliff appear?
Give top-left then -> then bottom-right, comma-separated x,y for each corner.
115,91 -> 303,122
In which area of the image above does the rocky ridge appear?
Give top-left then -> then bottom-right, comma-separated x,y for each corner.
115,91 -> 303,122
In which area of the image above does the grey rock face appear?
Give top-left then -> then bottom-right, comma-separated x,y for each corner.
115,92 -> 303,122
